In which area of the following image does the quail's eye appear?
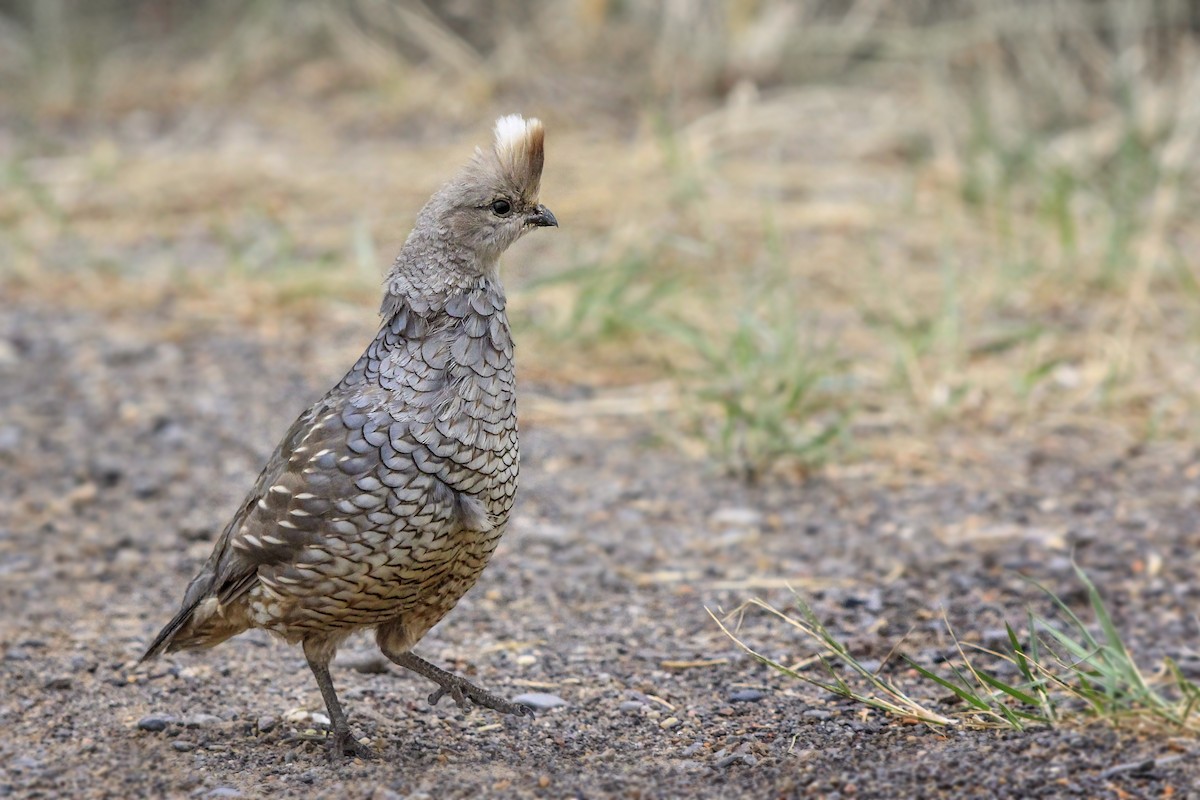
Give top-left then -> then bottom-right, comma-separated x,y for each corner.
490,199 -> 512,217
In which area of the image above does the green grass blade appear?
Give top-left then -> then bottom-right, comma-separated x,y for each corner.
902,657 -> 989,711
972,668 -> 1044,709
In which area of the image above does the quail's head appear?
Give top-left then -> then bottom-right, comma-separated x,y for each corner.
420,114 -> 558,270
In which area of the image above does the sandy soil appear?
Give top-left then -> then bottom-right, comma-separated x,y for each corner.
2,298 -> 1200,799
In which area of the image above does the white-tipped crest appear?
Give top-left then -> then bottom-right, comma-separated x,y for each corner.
488,114 -> 545,198
493,114 -> 540,156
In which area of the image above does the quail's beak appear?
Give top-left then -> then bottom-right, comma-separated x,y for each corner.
526,204 -> 558,228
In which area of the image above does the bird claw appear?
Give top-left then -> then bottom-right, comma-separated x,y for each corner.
428,683 -> 467,710
425,675 -> 532,718
326,727 -> 375,761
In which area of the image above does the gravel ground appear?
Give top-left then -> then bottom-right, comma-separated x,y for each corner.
2,298 -> 1200,799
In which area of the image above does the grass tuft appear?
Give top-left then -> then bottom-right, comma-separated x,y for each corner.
666,301 -> 851,480
716,563 -> 1200,731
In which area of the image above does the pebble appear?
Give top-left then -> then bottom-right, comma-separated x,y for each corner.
256,715 -> 277,733
284,708 -> 330,727
524,520 -> 571,544
137,714 -> 176,732
681,742 -> 706,757
43,676 -> 72,690
511,693 -> 566,711
369,789 -> 404,800
659,717 -> 681,730
171,740 -> 196,752
207,789 -> 242,798
728,689 -> 766,703
618,701 -> 645,714
803,709 -> 833,720
183,713 -> 223,727
716,752 -> 756,768
69,655 -> 96,673
710,507 -> 763,528
336,652 -> 390,674
284,708 -> 310,723
0,425 -> 19,454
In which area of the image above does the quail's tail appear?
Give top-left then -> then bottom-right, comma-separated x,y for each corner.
140,599 -> 204,662
141,567 -> 224,661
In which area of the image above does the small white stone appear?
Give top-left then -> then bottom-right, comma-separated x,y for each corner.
709,507 -> 762,528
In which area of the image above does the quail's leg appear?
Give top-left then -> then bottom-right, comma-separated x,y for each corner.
384,651 -> 533,717
303,641 -> 375,759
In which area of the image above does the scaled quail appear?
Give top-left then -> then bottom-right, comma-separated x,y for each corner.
141,115 -> 557,758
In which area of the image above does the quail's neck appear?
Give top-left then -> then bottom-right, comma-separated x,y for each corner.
381,230 -> 501,318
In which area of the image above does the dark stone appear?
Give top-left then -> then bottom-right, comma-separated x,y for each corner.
137,715 -> 176,732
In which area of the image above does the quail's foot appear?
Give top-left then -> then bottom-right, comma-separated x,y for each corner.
327,727 -> 375,761
427,673 -> 534,717
385,651 -> 533,717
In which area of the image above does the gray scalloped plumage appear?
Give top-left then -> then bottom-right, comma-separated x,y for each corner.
141,115 -> 558,758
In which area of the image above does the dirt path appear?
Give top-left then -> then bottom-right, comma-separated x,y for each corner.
2,300 -> 1199,799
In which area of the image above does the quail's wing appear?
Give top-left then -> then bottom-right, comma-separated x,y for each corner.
188,390 -> 364,607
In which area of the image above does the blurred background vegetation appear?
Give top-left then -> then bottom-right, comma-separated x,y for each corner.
2,0 -> 1198,479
